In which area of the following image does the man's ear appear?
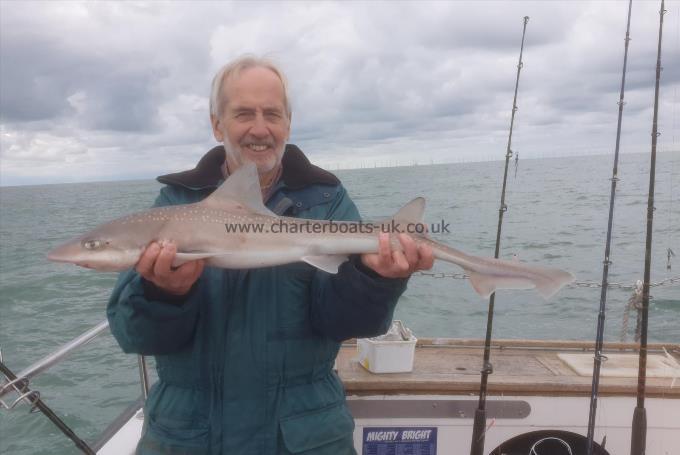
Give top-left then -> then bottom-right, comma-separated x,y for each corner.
210,114 -> 223,142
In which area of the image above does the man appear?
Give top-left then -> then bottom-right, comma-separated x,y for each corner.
107,56 -> 433,454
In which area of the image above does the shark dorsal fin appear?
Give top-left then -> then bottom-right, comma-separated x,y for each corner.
201,162 -> 276,216
392,197 -> 425,224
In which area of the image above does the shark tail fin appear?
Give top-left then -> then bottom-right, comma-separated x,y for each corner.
466,270 -> 534,299
465,266 -> 575,300
533,269 -> 576,299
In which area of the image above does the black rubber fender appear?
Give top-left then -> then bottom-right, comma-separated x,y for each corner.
488,429 -> 610,455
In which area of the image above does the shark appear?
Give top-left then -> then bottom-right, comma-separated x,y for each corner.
48,163 -> 574,299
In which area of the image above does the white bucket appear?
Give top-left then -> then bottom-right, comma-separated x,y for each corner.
357,320 -> 417,373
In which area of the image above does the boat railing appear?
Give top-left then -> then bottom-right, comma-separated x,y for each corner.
0,320 -> 150,454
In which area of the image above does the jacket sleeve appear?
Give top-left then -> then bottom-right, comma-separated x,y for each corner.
310,186 -> 408,342
106,187 -> 201,355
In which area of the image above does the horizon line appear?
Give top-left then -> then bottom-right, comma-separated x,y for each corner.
1,149 -> 677,189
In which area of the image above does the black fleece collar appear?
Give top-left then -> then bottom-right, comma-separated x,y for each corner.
157,144 -> 340,190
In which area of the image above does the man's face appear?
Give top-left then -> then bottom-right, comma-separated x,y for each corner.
211,66 -> 291,173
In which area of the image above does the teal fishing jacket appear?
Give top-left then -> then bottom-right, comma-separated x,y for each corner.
107,145 -> 407,454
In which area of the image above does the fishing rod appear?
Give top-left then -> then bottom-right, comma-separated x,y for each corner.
0,359 -> 95,455
469,15 -> 529,455
585,1 -> 633,454
631,1 -> 665,454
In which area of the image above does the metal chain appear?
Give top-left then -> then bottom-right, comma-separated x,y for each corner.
570,275 -> 680,290
621,281 -> 644,342
413,271 -> 680,290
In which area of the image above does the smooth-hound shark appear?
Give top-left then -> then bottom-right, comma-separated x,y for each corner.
48,163 -> 574,299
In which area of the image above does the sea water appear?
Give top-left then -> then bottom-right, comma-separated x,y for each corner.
0,152 -> 678,454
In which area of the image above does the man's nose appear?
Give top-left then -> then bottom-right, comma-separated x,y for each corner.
250,114 -> 268,137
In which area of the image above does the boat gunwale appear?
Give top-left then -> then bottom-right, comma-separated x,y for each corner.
344,338 -> 680,352
337,338 -> 680,399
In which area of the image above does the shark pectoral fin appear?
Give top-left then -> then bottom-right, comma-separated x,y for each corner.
173,252 -> 232,266
302,255 -> 350,274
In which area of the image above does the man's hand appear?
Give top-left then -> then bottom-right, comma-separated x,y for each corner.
136,241 -> 204,296
361,233 -> 434,278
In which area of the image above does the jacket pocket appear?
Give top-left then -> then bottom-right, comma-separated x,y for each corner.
142,383 -> 210,452
279,403 -> 355,453
144,414 -> 210,451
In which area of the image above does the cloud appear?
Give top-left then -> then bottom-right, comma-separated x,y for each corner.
0,0 -> 678,185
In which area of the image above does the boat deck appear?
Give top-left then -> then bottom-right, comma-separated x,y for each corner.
336,339 -> 680,398
97,339 -> 680,454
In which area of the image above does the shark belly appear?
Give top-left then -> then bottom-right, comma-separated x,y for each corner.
202,246 -> 310,269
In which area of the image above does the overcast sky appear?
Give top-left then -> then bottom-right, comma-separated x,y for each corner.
1,1 -> 679,186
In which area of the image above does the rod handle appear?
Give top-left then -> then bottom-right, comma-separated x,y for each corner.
630,406 -> 647,455
469,408 -> 486,455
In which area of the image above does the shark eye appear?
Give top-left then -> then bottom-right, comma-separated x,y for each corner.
83,240 -> 103,250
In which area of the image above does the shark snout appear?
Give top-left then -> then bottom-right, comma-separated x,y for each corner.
47,242 -> 83,264
48,238 -> 142,272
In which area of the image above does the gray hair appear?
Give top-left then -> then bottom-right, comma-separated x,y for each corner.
209,56 -> 291,119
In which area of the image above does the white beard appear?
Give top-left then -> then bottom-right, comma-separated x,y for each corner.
222,141 -> 285,174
